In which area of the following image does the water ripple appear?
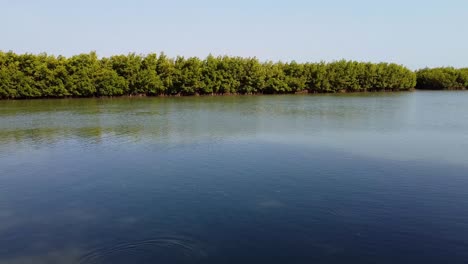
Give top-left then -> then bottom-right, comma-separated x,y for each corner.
78,236 -> 206,264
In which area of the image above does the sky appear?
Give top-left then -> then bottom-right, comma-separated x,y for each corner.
1,0 -> 467,69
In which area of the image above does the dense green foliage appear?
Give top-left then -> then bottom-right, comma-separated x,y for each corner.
416,67 -> 468,90
0,51 -> 417,99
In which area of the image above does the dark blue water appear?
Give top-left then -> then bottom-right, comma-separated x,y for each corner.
1,92 -> 468,263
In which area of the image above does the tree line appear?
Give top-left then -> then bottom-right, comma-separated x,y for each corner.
416,67 -> 468,90
0,51 -> 448,99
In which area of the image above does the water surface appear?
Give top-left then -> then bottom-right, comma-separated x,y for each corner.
1,91 -> 468,263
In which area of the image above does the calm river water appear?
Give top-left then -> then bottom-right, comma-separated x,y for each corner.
1,91 -> 468,263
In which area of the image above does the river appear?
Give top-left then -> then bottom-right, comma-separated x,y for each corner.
1,91 -> 467,263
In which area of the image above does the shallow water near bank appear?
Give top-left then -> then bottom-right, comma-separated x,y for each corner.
1,91 -> 468,264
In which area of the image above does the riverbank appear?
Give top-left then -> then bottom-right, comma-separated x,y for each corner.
0,89 -> 421,101
0,51 -> 416,99
1,51 -> 466,100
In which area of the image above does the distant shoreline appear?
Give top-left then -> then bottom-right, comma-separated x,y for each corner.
2,87 -> 466,101
1,51 -> 466,100
5,89 -> 468,101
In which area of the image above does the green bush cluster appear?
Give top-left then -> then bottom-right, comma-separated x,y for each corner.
0,51 -> 417,99
416,67 -> 468,90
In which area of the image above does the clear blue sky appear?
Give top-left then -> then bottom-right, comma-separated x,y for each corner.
2,0 -> 467,69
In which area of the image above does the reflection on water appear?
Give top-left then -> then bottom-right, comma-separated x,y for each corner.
1,92 -> 468,264
1,92 -> 467,165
